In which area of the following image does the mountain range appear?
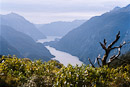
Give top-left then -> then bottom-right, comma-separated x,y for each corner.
0,25 -> 54,61
48,4 -> 130,64
0,13 -> 46,40
36,20 -> 85,36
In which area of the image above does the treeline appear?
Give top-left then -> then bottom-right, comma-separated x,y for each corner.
0,53 -> 130,87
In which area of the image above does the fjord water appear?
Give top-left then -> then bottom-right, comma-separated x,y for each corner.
37,36 -> 83,66
46,46 -> 83,66
37,36 -> 61,43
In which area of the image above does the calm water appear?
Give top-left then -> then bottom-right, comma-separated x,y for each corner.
37,36 -> 83,66
37,36 -> 61,43
46,46 -> 83,66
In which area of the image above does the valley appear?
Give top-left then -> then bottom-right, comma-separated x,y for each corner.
0,1 -> 130,87
37,37 -> 83,66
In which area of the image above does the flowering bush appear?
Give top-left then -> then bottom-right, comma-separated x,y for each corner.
0,55 -> 130,87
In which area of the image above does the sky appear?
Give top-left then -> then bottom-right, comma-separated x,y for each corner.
0,0 -> 130,24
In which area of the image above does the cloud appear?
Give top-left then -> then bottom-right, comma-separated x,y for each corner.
2,0 -> 129,12
1,0 -> 130,23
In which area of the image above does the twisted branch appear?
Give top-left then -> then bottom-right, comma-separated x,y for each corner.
88,31 -> 129,67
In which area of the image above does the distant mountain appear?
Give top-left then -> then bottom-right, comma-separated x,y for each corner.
0,13 -> 46,40
35,24 -> 44,29
0,25 -> 54,61
0,36 -> 23,57
49,4 -> 130,64
36,20 -> 86,36
111,6 -> 121,11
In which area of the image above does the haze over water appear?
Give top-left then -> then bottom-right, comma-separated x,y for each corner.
38,36 -> 83,66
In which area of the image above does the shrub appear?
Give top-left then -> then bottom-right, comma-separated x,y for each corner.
0,56 -> 130,87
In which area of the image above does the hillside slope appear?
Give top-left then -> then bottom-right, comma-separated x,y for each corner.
0,36 -> 22,57
0,25 -> 54,61
50,5 -> 130,64
0,13 -> 46,40
37,20 -> 85,36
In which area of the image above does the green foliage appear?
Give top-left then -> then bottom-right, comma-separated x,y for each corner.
54,64 -> 130,87
0,56 -> 63,87
0,56 -> 130,87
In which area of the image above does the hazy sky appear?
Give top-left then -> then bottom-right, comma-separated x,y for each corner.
0,0 -> 130,24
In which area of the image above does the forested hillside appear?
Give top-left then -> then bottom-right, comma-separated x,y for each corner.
0,25 -> 54,61
49,4 -> 130,64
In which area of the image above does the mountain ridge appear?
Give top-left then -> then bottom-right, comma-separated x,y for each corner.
0,13 -> 46,40
0,25 -> 54,61
36,20 -> 86,36
48,4 -> 130,64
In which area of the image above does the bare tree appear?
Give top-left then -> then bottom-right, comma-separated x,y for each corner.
88,31 -> 129,67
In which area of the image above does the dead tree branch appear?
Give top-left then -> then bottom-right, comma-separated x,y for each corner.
100,31 -> 122,66
88,58 -> 95,68
108,31 -> 120,48
88,31 -> 129,67
97,58 -> 102,67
